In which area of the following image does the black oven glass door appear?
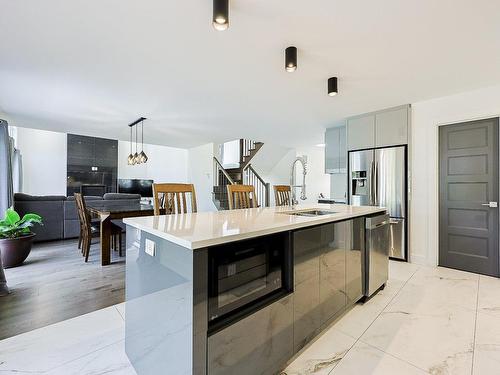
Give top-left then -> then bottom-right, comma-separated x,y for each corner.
208,238 -> 284,322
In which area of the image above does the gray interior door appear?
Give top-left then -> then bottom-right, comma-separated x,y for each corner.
439,118 -> 499,277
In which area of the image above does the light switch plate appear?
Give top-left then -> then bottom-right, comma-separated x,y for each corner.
145,239 -> 156,256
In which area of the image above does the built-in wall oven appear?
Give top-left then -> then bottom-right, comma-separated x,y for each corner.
208,232 -> 292,333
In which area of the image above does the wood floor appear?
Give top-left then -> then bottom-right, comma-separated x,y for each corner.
0,238 -> 125,340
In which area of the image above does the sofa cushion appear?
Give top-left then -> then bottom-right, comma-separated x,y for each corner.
64,196 -> 103,222
14,193 -> 66,202
103,193 -> 141,200
14,199 -> 64,242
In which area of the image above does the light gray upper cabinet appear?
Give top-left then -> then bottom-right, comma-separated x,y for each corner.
338,125 -> 347,172
375,106 -> 409,147
347,115 -> 376,150
346,105 -> 410,151
325,124 -> 347,174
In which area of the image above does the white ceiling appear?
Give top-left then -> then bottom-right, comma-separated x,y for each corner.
1,0 -> 500,148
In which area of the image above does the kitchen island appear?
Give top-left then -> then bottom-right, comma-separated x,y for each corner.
123,204 -> 387,375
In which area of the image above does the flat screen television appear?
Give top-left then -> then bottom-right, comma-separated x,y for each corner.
118,179 -> 154,197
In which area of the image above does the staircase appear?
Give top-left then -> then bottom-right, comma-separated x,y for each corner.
212,140 -> 270,210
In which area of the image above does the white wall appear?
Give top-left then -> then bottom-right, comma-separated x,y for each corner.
222,140 -> 240,168
117,141 -> 188,185
15,127 -> 67,196
411,84 -> 500,266
188,143 -> 217,212
330,173 -> 347,201
295,146 -> 330,205
260,149 -> 297,206
259,146 -> 330,206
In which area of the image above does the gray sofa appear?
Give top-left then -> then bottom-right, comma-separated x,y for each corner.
14,193 -> 142,242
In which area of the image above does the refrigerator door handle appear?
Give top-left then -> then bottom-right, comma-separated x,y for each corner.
374,161 -> 379,206
369,161 -> 375,205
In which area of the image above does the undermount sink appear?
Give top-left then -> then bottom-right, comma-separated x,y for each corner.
283,209 -> 338,217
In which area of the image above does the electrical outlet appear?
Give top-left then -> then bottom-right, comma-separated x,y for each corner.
145,239 -> 156,256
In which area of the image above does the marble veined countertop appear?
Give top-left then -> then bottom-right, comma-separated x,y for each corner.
123,203 -> 386,250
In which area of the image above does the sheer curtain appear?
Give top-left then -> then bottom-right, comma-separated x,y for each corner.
0,119 -> 12,295
11,141 -> 22,193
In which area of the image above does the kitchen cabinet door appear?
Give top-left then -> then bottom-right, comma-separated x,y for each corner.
339,125 -> 347,173
325,125 -> 347,174
347,115 -> 375,150
325,127 -> 340,173
345,218 -> 364,306
293,226 -> 324,352
319,222 -> 346,325
375,106 -> 409,147
208,295 -> 294,375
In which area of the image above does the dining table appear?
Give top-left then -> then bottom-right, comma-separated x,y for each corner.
86,201 -> 154,266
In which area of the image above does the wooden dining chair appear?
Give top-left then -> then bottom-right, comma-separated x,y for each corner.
74,193 -> 123,262
152,183 -> 198,215
227,184 -> 258,210
274,185 -> 291,207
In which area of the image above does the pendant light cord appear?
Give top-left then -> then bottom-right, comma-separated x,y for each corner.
141,120 -> 144,150
135,124 -> 138,153
130,126 -> 132,154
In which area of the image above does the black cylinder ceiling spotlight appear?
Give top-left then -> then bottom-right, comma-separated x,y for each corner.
328,77 -> 338,96
285,46 -> 297,72
213,0 -> 229,31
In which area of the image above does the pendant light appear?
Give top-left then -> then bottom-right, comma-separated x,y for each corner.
139,119 -> 148,164
285,46 -> 297,72
213,0 -> 229,31
133,124 -> 140,164
127,126 -> 134,165
328,77 -> 338,96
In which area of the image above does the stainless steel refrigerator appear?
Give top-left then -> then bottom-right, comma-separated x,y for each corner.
349,145 -> 407,260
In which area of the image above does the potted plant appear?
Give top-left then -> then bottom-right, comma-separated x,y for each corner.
0,208 -> 43,268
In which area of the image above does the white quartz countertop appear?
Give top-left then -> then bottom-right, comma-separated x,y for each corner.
123,204 -> 386,250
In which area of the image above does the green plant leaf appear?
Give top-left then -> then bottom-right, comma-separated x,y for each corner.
19,213 -> 42,225
5,208 -> 20,225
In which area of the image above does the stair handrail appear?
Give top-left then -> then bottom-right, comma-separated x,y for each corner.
243,163 -> 265,185
213,157 -> 235,185
243,163 -> 270,207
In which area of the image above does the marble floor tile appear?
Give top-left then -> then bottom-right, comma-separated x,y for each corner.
331,341 -> 429,375
477,275 -> 500,318
0,306 -> 125,373
116,302 -> 126,321
334,278 -> 405,339
472,311 -> 500,375
47,340 -> 136,375
282,328 -> 356,375
385,266 -> 479,315
360,302 -> 475,374
389,260 -> 420,282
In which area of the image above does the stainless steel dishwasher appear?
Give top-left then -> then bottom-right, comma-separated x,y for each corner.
363,213 -> 390,297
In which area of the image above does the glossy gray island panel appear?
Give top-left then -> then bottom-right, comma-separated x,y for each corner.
125,227 -> 207,375
124,204 -> 387,375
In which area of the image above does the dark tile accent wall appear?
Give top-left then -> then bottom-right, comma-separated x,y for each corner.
67,134 -> 118,196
